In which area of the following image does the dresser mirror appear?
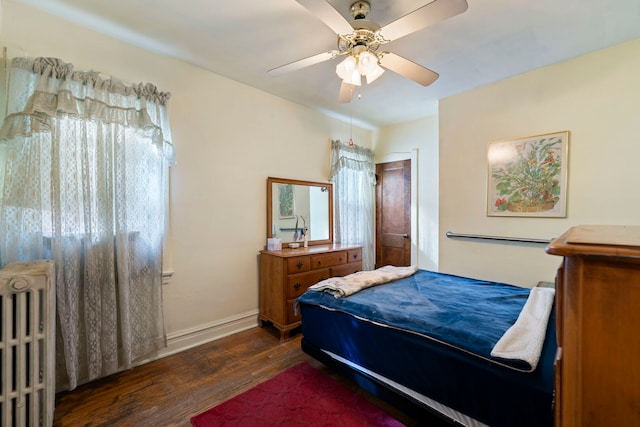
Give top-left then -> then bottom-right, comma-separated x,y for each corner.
267,177 -> 333,246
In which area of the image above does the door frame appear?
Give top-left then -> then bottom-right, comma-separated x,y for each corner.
376,148 -> 418,267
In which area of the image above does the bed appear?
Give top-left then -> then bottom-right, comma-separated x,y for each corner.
296,267 -> 557,427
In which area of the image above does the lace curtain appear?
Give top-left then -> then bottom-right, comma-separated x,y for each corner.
0,57 -> 175,390
330,140 -> 375,270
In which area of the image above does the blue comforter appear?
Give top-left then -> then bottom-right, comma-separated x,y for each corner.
297,269 -> 536,371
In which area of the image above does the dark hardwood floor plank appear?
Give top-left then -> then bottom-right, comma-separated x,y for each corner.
53,325 -> 429,426
54,326 -> 304,426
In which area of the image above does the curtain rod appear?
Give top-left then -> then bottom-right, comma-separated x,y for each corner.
445,231 -> 553,244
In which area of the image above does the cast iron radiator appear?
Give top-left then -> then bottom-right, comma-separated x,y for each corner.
0,260 -> 55,427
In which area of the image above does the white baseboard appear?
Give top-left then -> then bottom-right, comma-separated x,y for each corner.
158,309 -> 260,358
62,310 -> 260,391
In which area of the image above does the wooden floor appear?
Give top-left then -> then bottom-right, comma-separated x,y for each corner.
53,325 -> 443,427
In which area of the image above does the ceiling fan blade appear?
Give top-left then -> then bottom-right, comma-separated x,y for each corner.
379,52 -> 439,86
338,81 -> 355,103
381,0 -> 468,41
296,0 -> 354,35
268,51 -> 338,76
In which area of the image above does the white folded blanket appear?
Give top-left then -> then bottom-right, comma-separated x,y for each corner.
490,286 -> 555,371
308,265 -> 418,298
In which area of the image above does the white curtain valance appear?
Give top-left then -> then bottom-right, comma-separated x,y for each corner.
0,57 -> 175,165
329,140 -> 376,184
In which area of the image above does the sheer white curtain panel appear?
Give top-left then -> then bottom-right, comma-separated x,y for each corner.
330,140 -> 375,270
0,57 -> 175,390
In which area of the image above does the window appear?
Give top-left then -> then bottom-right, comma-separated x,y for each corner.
0,56 -> 174,390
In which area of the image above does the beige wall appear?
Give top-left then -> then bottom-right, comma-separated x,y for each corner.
0,0 -> 372,355
438,38 -> 640,287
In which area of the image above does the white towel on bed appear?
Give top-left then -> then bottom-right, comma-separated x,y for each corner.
490,286 -> 555,371
308,265 -> 418,297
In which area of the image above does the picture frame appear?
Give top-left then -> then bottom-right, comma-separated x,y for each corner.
278,183 -> 296,219
487,131 -> 569,217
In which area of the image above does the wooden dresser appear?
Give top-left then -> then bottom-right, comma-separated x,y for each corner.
546,225 -> 640,427
259,244 -> 362,341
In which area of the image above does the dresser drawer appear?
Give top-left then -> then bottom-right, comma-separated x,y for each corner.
311,251 -> 347,270
347,248 -> 362,263
287,269 -> 330,298
331,261 -> 362,277
287,256 -> 310,273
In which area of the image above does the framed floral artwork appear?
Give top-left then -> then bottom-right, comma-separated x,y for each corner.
487,131 -> 569,217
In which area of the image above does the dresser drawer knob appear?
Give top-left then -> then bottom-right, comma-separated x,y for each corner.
294,283 -> 301,290
296,262 -> 303,269
352,254 -> 358,259
317,261 -> 321,266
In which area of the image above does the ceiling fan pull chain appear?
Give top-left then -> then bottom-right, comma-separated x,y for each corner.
349,112 -> 354,146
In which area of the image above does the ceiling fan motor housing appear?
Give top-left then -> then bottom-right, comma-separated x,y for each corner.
339,2 -> 385,57
338,28 -> 383,55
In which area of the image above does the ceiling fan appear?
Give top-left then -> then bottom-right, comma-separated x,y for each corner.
268,0 -> 469,103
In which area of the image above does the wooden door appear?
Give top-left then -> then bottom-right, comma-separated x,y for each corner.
375,160 -> 411,268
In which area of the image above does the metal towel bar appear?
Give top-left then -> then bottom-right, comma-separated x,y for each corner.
445,231 -> 552,244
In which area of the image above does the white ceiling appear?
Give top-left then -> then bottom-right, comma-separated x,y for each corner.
16,0 -> 640,128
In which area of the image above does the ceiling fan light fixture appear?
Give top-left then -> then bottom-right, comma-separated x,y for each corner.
336,55 -> 356,79
357,51 -> 377,75
366,63 -> 385,84
343,68 -> 362,86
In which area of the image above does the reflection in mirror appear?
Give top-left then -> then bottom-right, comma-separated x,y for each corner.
267,177 -> 333,246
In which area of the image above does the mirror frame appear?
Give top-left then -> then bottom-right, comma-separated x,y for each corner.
266,177 -> 333,246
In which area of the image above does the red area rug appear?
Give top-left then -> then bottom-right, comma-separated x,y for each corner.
190,362 -> 405,426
